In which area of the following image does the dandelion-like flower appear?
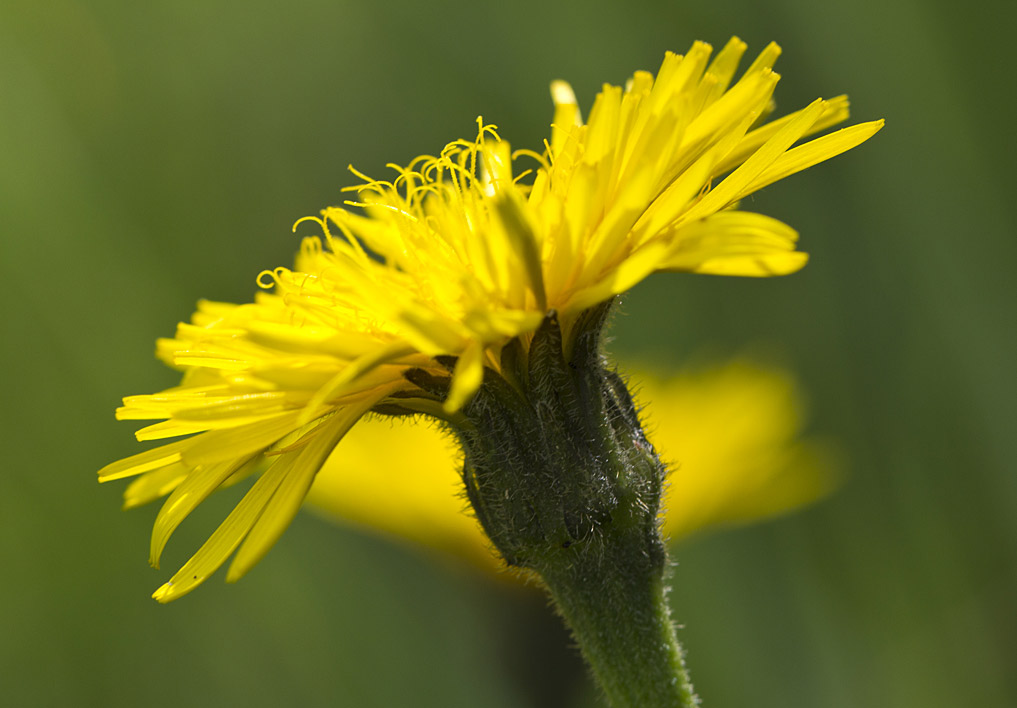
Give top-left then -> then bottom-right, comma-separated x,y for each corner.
100,37 -> 881,607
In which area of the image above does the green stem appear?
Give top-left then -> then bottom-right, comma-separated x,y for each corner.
536,527 -> 697,708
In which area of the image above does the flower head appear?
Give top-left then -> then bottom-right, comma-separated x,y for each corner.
100,38 -> 881,602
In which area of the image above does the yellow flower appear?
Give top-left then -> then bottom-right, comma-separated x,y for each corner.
99,38 -> 881,602
305,359 -> 837,574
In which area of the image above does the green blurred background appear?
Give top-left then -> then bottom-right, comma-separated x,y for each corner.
2,0 -> 1014,705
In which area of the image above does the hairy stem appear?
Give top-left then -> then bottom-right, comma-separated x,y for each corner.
537,524 -> 697,708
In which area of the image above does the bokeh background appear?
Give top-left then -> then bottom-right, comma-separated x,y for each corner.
2,0 -> 1014,706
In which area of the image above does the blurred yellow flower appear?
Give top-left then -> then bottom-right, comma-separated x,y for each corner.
306,359 -> 837,573
100,38 -> 879,602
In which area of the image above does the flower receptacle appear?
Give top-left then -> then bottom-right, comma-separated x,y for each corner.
449,304 -> 667,575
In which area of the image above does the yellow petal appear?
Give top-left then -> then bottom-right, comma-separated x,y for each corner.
702,36 -> 748,101
122,462 -> 190,509
149,457 -> 256,569
661,211 -> 808,277
550,80 -> 583,155
226,394 -> 384,581
181,411 -> 304,466
680,98 -> 827,223
298,342 -> 415,426
443,340 -> 485,413
713,95 -> 851,176
568,240 -> 670,312
97,438 -> 189,482
738,119 -> 885,197
151,461 -> 287,602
